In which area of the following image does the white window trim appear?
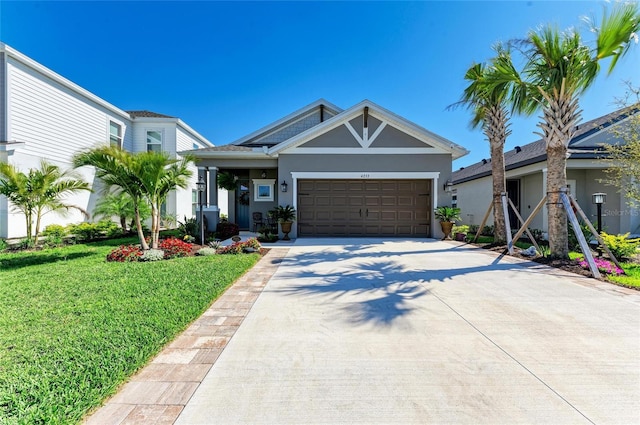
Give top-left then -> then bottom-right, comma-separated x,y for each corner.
252,179 -> 275,202
146,129 -> 164,152
107,118 -> 125,148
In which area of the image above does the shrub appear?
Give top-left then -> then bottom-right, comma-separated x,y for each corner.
159,237 -> 192,259
217,239 -> 261,255
243,237 -> 261,250
217,242 -> 243,255
216,222 -> 239,240
42,224 -> 67,238
178,216 -> 199,239
69,222 -> 101,241
452,224 -> 469,234
197,247 -> 217,256
42,224 -> 68,247
106,245 -> 142,262
95,219 -> 121,238
601,232 -> 640,260
481,225 -> 494,236
208,240 -> 222,249
140,249 -> 165,262
0,239 -> 7,252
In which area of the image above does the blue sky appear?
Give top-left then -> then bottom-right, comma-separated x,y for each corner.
1,1 -> 638,168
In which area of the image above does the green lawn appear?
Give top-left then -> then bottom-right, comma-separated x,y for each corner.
0,238 -> 260,424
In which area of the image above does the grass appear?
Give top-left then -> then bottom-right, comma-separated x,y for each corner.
0,237 -> 260,424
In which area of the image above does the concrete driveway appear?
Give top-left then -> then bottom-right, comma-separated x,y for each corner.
177,239 -> 640,424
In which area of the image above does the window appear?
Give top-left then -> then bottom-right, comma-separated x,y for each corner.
192,190 -> 197,217
252,179 -> 275,202
110,121 -> 122,148
147,130 -> 163,152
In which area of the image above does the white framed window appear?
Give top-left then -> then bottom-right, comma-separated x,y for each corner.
109,121 -> 122,148
147,130 -> 163,152
192,190 -> 197,217
252,179 -> 275,202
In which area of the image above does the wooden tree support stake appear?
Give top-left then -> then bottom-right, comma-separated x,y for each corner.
473,201 -> 493,243
507,197 -> 542,255
501,192 -> 513,254
560,191 -> 601,279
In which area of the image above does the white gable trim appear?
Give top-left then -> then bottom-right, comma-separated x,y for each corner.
286,147 -> 449,154
270,99 -> 468,159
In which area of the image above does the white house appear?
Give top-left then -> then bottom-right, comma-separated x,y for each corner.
0,43 -> 215,239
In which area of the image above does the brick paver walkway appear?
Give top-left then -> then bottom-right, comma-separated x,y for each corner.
83,248 -> 289,425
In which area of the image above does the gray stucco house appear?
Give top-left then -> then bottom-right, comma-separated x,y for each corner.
452,105 -> 640,236
184,99 -> 468,239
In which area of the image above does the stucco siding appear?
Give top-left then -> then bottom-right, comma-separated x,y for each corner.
454,176 -> 493,226
519,174 -> 544,230
371,125 -> 431,148
299,125 -> 361,148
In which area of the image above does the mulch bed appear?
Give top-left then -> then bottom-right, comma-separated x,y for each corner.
478,242 -> 597,279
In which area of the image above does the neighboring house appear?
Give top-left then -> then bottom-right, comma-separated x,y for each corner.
452,106 -> 640,236
184,99 -> 468,239
0,43 -> 214,239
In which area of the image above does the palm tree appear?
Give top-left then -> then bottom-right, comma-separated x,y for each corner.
93,191 -> 151,234
74,146 -> 194,249
136,151 -> 194,248
74,146 -> 150,249
518,2 -> 640,258
452,46 -> 527,243
0,161 -> 90,244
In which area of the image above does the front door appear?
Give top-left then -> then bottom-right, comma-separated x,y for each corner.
236,180 -> 250,230
506,179 -> 520,230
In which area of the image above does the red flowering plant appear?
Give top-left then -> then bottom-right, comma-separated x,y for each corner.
106,245 -> 143,262
159,237 -> 193,259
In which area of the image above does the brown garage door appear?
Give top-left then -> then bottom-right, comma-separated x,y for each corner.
297,179 -> 431,237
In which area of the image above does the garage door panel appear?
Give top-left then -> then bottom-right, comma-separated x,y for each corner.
298,179 -> 431,237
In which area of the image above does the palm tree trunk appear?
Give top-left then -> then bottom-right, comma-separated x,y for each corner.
547,145 -> 568,258
150,204 -> 159,249
538,83 -> 580,259
119,215 -> 127,234
25,211 -> 32,244
485,104 -> 510,243
34,208 -> 42,245
134,204 -> 149,250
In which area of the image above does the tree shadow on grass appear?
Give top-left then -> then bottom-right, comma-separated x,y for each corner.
0,251 -> 96,271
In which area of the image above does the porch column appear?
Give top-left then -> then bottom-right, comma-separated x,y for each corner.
208,167 -> 218,208
542,168 -> 548,237
201,166 -> 220,231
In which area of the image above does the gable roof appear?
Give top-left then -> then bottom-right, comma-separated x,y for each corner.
268,99 -> 469,159
452,104 -> 640,184
232,99 -> 343,147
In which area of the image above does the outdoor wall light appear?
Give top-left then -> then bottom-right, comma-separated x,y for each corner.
261,170 -> 267,178
592,192 -> 606,236
280,180 -> 288,193
196,177 -> 206,244
443,180 -> 453,193
592,192 -> 606,205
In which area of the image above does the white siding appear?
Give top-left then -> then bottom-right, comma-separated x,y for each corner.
7,58 -> 132,163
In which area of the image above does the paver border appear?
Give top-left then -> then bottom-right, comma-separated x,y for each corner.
83,248 -> 289,425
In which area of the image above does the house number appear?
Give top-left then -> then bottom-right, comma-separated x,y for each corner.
360,173 -> 370,178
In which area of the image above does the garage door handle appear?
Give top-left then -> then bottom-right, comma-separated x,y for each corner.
359,209 -> 362,217
366,209 -> 369,217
